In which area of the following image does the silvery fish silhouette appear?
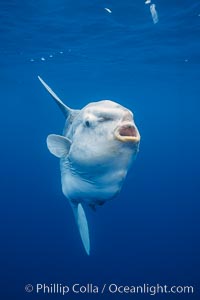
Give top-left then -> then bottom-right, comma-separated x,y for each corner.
38,76 -> 140,255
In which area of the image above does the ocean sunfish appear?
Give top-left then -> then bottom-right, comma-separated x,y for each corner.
38,76 -> 140,255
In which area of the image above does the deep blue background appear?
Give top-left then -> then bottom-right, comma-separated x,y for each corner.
1,1 -> 200,299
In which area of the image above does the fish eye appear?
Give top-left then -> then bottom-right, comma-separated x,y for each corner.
85,120 -> 90,127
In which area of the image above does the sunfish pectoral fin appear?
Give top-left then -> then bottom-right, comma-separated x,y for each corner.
47,134 -> 71,158
71,203 -> 90,255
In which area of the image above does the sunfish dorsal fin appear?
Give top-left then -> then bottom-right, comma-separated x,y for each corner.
71,203 -> 90,255
47,134 -> 71,158
38,76 -> 72,118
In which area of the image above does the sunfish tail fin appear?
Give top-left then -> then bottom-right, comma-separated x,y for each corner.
71,203 -> 90,255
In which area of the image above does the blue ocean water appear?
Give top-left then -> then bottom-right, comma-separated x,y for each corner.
1,0 -> 200,299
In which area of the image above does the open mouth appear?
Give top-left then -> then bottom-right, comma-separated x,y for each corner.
114,123 -> 140,143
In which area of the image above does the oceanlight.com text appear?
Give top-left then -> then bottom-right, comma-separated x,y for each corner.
25,282 -> 195,296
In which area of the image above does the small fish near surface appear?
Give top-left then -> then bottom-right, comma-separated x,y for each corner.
38,76 -> 141,255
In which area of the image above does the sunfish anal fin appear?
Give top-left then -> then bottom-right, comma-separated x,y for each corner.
71,203 -> 90,255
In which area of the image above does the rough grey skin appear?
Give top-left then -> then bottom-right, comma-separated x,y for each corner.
38,76 -> 140,255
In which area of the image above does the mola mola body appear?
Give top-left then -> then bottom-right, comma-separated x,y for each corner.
38,76 -> 140,255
